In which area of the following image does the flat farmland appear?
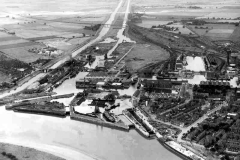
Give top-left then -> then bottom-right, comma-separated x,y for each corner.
0,32 -> 16,38
14,29 -> 73,39
46,22 -> 85,30
168,23 -> 194,35
56,33 -> 84,39
38,38 -> 74,51
125,44 -> 169,71
67,37 -> 90,45
0,44 -> 47,63
188,24 -> 236,40
0,39 -> 29,46
136,20 -> 171,28
200,9 -> 240,19
0,42 -> 36,50
0,36 -> 21,42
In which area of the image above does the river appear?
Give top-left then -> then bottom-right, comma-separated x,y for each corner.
0,106 -> 181,160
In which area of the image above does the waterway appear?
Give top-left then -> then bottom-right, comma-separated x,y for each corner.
185,56 -> 205,72
0,106 -> 181,160
50,0 -> 125,69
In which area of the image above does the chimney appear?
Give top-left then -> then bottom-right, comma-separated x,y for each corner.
226,49 -> 231,65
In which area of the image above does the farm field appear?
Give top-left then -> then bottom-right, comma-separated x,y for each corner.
38,38 -> 74,51
136,20 -> 171,28
0,44 -> 48,63
188,24 -> 236,40
67,37 -> 91,45
168,23 -> 194,35
0,0 -> 118,65
0,32 -> 13,37
125,44 -> 169,71
0,36 -> 21,42
198,8 -> 240,19
0,42 -> 36,50
0,39 -> 29,46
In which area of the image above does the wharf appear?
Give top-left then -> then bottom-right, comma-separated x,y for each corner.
158,139 -> 205,160
118,114 -> 134,127
122,110 -> 150,138
13,108 -> 66,118
69,105 -> 129,131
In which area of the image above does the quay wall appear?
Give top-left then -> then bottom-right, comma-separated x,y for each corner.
70,113 -> 129,131
13,109 -> 66,118
157,139 -> 193,160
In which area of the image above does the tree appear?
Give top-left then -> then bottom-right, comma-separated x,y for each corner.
104,53 -> 108,60
87,55 -> 92,65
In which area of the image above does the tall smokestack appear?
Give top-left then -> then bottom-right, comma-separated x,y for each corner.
226,48 -> 231,65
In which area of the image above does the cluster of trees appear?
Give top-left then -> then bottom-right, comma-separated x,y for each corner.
195,26 -> 209,29
0,54 -> 32,80
84,24 -> 101,31
1,152 -> 18,160
151,25 -> 179,32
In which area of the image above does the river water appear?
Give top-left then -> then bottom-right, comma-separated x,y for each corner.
0,106 -> 181,160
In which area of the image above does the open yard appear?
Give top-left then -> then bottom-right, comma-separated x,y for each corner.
125,43 -> 169,71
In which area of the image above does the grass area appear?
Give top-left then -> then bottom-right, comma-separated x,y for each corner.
0,36 -> 21,42
67,37 -> 90,45
0,32 -> 13,37
230,26 -> 240,45
188,24 -> 236,40
136,20 -> 171,28
125,43 -> 169,71
0,143 -> 64,160
0,72 -> 10,83
0,39 -> 29,46
0,42 -> 37,50
0,44 -> 47,63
